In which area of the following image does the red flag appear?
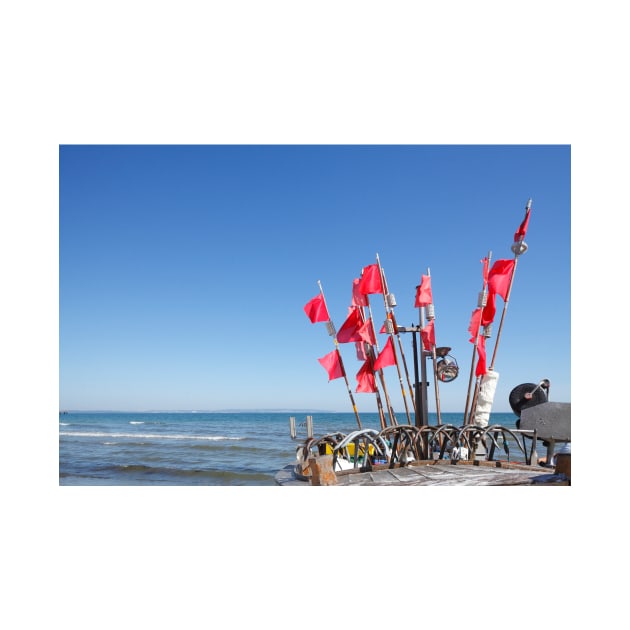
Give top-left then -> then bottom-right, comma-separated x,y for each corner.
355,341 -> 368,361
414,274 -> 433,307
468,308 -> 482,342
357,318 -> 376,345
356,359 -> 377,393
317,349 -> 344,381
514,208 -> 531,242
304,294 -> 329,323
373,337 -> 396,371
336,307 -> 363,343
351,278 -> 368,307
475,336 -> 487,376
481,291 -> 496,326
488,259 -> 515,300
358,264 -> 383,295
421,320 -> 435,351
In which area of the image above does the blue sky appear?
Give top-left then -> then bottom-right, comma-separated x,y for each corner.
59,145 -> 570,414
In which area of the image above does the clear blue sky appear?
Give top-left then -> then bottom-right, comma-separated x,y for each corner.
59,145 -> 570,413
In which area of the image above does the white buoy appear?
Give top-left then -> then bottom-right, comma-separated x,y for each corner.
473,370 -> 499,427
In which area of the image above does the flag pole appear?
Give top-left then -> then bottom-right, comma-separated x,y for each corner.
466,332 -> 490,425
376,254 -> 414,424
317,281 -> 363,429
363,293 -> 397,427
365,344 -> 388,430
468,199 -> 532,425
424,268 -> 444,425
351,294 -> 388,430
346,278 -> 388,429
488,199 -> 531,370
416,292 -> 430,425
463,252 -> 492,425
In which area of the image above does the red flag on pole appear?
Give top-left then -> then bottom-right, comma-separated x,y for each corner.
475,336 -> 487,376
414,274 -> 433,307
355,341 -> 368,361
487,259 -> 515,300
303,294 -> 329,323
317,349 -> 344,381
421,320 -> 435,351
481,292 -> 496,326
351,278 -> 368,307
358,264 -> 383,295
468,308 -> 482,342
514,208 -> 531,242
373,337 -> 396,371
480,256 -> 495,325
336,307 -> 363,343
357,318 -> 376,345
356,359 -> 377,393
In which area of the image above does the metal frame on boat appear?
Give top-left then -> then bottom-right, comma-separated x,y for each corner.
277,401 -> 571,486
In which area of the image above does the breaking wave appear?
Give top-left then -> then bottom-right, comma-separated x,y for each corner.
59,431 -> 244,441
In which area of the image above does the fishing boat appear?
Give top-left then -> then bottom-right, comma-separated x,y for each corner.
275,199 -> 571,487
275,390 -> 571,486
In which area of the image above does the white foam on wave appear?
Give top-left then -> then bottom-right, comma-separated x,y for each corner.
129,421 -> 144,425
59,431 -> 243,441
59,422 -> 70,426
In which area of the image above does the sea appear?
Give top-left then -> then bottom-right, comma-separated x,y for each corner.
59,410 -> 521,486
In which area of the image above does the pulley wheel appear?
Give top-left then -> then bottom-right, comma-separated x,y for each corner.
509,382 -> 548,420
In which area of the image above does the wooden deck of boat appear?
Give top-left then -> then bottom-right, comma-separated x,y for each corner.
275,460 -> 569,486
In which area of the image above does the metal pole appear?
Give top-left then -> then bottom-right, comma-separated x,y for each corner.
420,347 -> 429,425
489,255 -> 520,370
412,330 -> 422,427
463,252 -> 491,425
418,302 -> 430,426
376,254 -> 414,424
425,269 -> 442,425
364,293 -> 397,427
317,280 -> 363,429
489,199 -> 531,370
353,287 -> 388,430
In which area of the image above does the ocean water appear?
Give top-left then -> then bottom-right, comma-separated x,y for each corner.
59,411 -> 520,486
